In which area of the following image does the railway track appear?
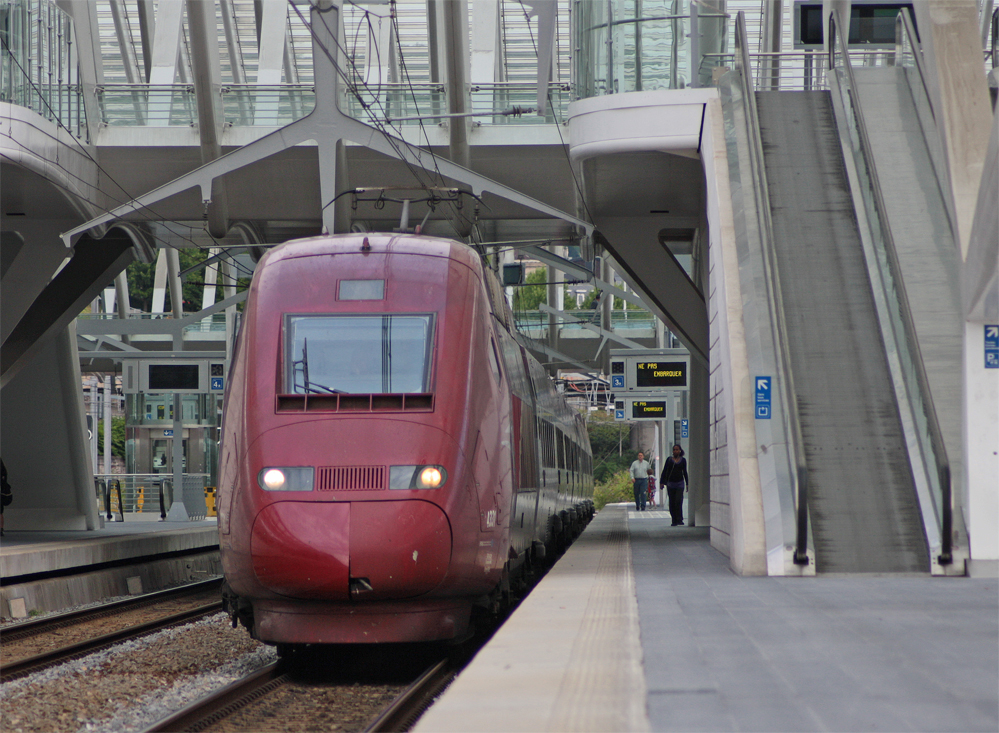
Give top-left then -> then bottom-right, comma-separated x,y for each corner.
1,579 -> 224,683
142,655 -> 458,733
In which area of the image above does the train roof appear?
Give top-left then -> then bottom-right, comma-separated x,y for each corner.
258,233 -> 481,272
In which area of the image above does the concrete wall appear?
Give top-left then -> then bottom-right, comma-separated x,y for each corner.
1,324 -> 98,530
701,98 -> 768,575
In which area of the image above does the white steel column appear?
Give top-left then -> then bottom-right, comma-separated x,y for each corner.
55,0 -> 104,141
148,0 -> 185,123
363,8 -> 397,87
149,1 -> 184,83
202,247 -> 220,310
187,0 -> 230,237
442,0 -> 471,170
103,373 -> 112,474
255,0 -> 287,125
165,247 -> 184,323
151,249 -> 168,314
521,0 -> 557,115
115,272 -> 130,345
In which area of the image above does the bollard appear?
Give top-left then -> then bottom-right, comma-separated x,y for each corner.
204,487 -> 217,517
158,480 -> 167,520
101,479 -> 112,521
112,480 -> 124,523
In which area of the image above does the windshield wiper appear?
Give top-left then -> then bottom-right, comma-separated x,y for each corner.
293,338 -> 347,394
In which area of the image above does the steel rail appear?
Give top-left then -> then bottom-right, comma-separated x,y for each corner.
142,662 -> 286,733
1,602 -> 223,683
364,659 -> 456,733
1,578 -> 222,642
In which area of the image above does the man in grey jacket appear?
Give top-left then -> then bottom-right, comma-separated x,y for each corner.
629,451 -> 651,511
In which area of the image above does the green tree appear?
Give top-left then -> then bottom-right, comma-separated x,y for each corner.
512,267 -> 547,310
125,248 -> 230,313
511,267 -> 580,311
96,416 -> 127,459
586,411 -> 639,484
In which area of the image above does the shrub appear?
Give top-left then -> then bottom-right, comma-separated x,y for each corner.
593,468 -> 636,510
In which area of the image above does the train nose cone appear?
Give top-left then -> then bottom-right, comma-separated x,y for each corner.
251,502 -> 350,599
251,500 -> 452,601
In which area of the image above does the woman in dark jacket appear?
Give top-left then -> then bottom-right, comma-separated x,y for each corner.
660,444 -> 688,526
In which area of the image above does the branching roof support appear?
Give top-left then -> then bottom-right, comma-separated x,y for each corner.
61,0 -> 592,247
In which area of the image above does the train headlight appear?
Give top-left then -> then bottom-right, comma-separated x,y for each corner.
389,465 -> 448,490
418,466 -> 443,488
257,467 -> 314,491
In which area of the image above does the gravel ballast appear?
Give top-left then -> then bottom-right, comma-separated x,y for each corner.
1,613 -> 276,733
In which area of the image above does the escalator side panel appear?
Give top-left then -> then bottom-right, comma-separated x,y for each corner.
756,91 -> 929,573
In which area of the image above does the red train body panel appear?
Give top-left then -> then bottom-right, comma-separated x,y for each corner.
218,234 -> 593,646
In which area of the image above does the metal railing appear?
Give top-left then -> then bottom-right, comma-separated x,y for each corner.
0,0 -> 87,140
732,12 -> 810,566
828,10 -> 953,566
97,84 -> 196,127
94,473 -> 211,521
513,309 -> 655,334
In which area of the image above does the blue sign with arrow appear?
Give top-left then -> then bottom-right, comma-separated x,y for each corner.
755,376 -> 772,419
681,419 -> 689,438
986,325 -> 999,369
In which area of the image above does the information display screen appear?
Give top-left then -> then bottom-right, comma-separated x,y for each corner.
632,400 -> 667,419
148,364 -> 200,391
635,361 -> 687,388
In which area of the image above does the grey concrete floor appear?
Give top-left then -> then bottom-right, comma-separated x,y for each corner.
631,518 -> 999,732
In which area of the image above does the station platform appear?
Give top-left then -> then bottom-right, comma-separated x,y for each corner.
416,505 -> 999,733
1,515 -> 220,620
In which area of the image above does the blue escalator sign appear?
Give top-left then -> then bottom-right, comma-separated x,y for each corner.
986,325 -> 999,369
755,376 -> 772,419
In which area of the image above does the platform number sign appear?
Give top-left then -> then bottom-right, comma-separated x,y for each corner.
985,325 -> 999,369
755,377 -> 772,419
611,360 -> 625,389
210,363 -> 225,391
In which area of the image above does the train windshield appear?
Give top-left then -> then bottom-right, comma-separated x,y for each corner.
285,314 -> 434,394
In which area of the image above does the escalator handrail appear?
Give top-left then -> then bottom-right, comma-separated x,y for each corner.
829,11 -> 953,565
733,12 -> 811,566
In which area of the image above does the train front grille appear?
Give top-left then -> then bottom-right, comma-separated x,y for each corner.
316,466 -> 386,491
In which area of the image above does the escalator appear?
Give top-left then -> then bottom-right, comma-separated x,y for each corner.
755,91 -> 929,573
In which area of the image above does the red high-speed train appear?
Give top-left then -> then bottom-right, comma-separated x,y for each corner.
218,233 -> 594,648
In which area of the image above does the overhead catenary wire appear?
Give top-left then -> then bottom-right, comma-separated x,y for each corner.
295,1 -> 468,239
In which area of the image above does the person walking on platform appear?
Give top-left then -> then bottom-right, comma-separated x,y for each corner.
629,451 -> 651,511
661,445 -> 689,526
